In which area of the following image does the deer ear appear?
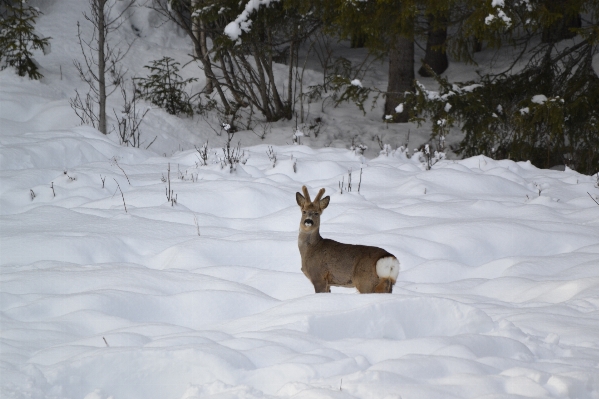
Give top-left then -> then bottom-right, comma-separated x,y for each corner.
296,192 -> 306,207
319,196 -> 330,210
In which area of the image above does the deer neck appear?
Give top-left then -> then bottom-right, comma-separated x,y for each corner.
298,228 -> 322,253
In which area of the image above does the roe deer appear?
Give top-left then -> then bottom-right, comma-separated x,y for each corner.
296,186 -> 399,293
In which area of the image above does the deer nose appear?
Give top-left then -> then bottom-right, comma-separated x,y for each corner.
304,219 -> 314,226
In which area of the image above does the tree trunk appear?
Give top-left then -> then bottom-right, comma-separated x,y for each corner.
247,46 -> 274,120
171,5 -> 227,110
191,0 -> 200,58
418,14 -> 448,77
350,31 -> 366,48
98,0 -> 107,134
191,0 -> 213,94
287,39 -> 295,111
384,32 -> 414,123
542,0 -> 581,43
199,21 -> 213,93
473,37 -> 483,53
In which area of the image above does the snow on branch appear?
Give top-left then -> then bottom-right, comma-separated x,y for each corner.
485,0 -> 512,27
224,0 -> 280,41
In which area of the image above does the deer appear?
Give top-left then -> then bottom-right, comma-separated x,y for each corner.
296,186 -> 399,293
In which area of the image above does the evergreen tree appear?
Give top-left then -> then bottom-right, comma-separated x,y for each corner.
418,13 -> 448,77
310,0 -> 458,122
410,0 -> 599,174
386,30 -> 415,122
135,57 -> 197,116
0,0 -> 50,79
541,0 -> 582,43
314,0 -> 597,171
315,0 -> 418,122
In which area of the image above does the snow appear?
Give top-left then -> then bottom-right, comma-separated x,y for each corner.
485,14 -> 496,25
350,79 -> 363,88
224,0 -> 278,41
2,2 -> 599,399
486,0 -> 512,27
3,75 -> 599,397
461,84 -> 480,92
531,94 -> 548,104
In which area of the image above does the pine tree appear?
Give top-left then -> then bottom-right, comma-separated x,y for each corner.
409,0 -> 599,174
0,0 -> 50,79
541,0 -> 582,43
304,0 -> 397,120
418,13 -> 448,77
311,0 -> 453,122
135,57 -> 197,116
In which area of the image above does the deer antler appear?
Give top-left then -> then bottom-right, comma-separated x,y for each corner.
302,186 -> 312,203
314,188 -> 325,203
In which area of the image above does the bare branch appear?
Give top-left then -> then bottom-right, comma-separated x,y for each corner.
113,178 -> 127,213
111,156 -> 131,185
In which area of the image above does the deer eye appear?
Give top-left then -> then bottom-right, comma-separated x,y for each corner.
302,211 -> 306,214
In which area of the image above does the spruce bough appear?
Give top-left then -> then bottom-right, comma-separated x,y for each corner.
0,0 -> 50,79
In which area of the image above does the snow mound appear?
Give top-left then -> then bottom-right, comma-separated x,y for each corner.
307,296 -> 494,340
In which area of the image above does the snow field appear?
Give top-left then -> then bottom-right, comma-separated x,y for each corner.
2,111 -> 599,398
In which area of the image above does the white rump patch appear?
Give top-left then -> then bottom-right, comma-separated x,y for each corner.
376,257 -> 400,281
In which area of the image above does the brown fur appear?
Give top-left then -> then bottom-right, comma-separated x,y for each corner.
296,186 -> 397,294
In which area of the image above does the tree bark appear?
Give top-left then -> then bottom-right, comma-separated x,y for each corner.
418,14 -> 448,77
191,0 -> 200,58
287,39 -> 295,111
350,31 -> 366,48
473,37 -> 483,53
384,32 -> 414,123
191,0 -> 213,93
168,4 -> 228,111
247,46 -> 273,120
98,0 -> 107,134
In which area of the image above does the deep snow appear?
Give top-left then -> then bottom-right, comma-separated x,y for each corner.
2,1 -> 599,399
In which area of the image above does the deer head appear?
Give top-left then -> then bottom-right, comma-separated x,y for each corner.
296,186 -> 330,232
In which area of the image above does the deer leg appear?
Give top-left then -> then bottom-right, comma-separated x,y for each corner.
311,277 -> 330,293
353,261 -> 380,293
374,278 -> 394,293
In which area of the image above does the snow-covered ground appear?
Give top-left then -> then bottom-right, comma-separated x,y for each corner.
2,1 -> 599,399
